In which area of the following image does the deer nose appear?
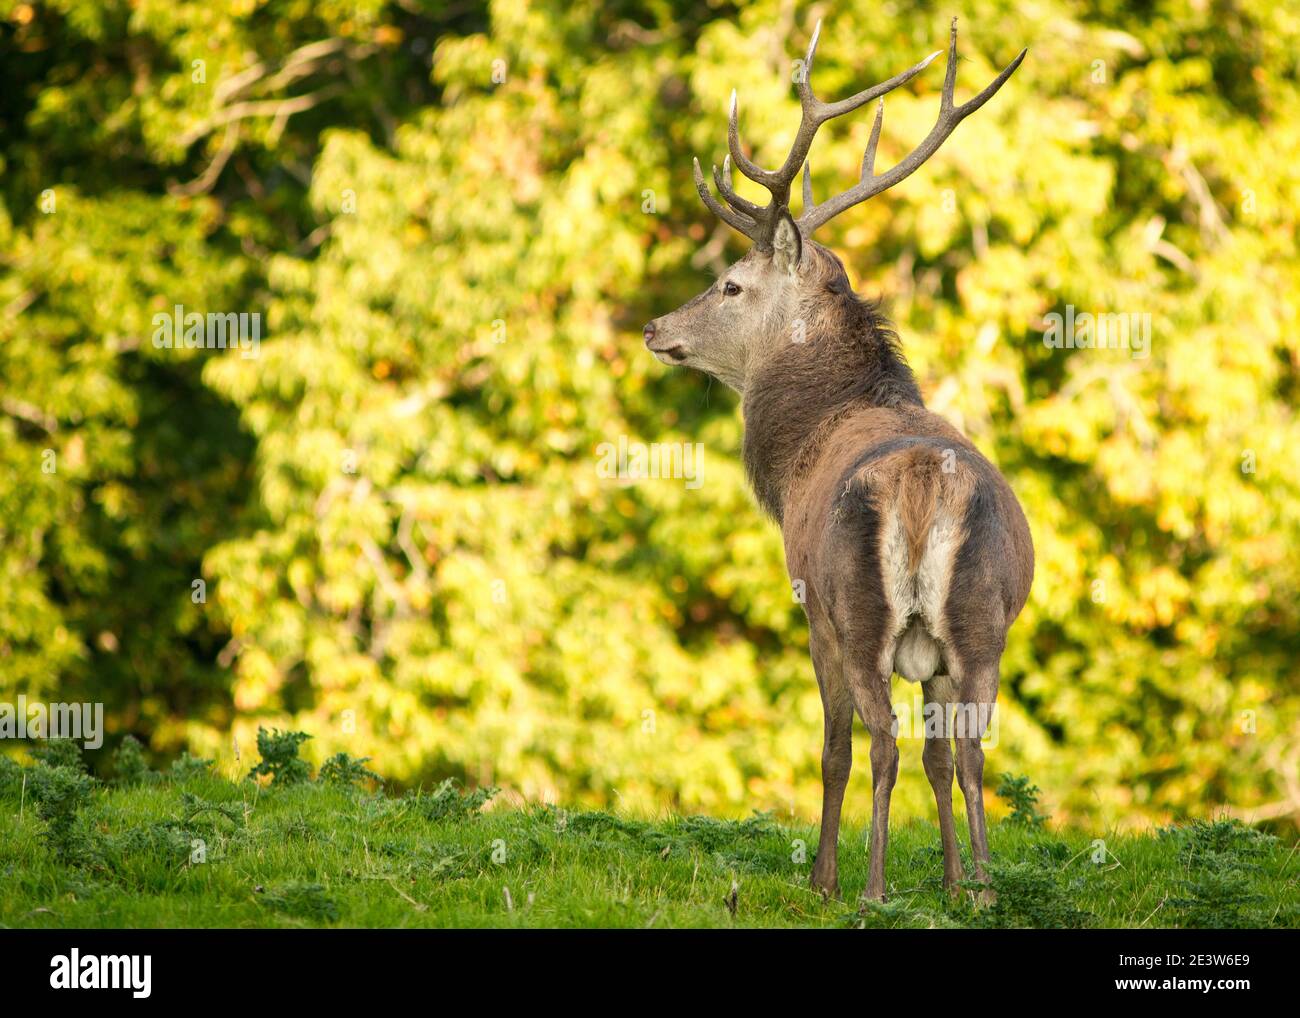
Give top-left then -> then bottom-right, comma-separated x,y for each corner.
643,321 -> 657,344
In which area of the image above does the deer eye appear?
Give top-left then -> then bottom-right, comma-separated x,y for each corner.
722,281 -> 742,296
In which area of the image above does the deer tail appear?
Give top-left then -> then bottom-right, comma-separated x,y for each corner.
897,448 -> 944,573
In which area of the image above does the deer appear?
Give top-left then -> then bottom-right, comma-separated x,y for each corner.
643,18 -> 1034,903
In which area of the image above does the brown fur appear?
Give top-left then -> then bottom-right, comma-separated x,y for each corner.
740,243 -> 1032,616
853,446 -> 943,572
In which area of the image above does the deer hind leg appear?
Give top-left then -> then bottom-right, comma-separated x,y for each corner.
842,656 -> 898,903
920,672 -> 964,893
809,624 -> 852,899
953,661 -> 1000,902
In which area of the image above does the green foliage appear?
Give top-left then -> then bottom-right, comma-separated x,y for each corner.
179,791 -> 245,830
1159,817 -> 1278,866
24,764 -> 98,866
1,0 -> 1298,828
248,728 -> 312,787
111,736 -> 156,786
561,809 -> 788,873
29,741 -> 86,773
1160,818 -> 1281,927
843,898 -> 964,930
168,753 -> 215,782
645,813 -> 790,873
256,882 -> 341,923
317,752 -> 382,788
3,764 -> 1293,927
967,859 -> 1094,929
106,821 -> 198,873
996,773 -> 1050,828
1169,868 -> 1268,929
409,778 -> 497,822
663,812 -> 781,853
0,756 -> 24,798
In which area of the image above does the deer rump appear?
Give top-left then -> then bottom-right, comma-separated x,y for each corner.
837,441 -> 983,685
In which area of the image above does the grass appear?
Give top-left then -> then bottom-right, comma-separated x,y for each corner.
0,736 -> 1296,929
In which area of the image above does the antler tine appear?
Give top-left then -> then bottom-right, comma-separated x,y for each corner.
862,99 -> 884,178
810,47 -> 941,124
796,18 -> 822,105
713,154 -> 766,219
801,161 -> 816,217
693,156 -> 759,236
940,15 -> 960,113
726,90 -> 770,188
798,19 -> 1026,234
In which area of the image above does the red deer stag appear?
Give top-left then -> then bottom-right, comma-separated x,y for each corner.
643,19 -> 1034,902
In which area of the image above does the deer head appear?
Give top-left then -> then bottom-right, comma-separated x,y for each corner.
643,19 -> 1026,392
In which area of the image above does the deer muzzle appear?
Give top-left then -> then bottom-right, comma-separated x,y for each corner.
643,319 -> 688,363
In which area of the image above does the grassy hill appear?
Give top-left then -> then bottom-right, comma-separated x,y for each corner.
0,736 -> 1295,929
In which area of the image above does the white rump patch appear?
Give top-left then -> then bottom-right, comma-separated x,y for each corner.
878,508 -> 962,683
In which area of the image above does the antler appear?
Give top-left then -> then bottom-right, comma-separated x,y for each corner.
693,18 -> 1026,247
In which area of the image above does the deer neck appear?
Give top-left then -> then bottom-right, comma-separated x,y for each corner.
740,308 -> 922,523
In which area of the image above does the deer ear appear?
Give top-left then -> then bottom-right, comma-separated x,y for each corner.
771,211 -> 803,276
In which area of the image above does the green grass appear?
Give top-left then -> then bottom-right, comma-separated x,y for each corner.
0,741 -> 1296,929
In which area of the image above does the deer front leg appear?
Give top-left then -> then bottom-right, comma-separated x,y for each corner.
809,628 -> 852,899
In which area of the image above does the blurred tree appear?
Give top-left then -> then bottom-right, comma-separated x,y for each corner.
1,0 -> 1297,828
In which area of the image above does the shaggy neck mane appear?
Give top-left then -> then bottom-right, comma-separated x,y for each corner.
742,268 -> 922,521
